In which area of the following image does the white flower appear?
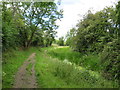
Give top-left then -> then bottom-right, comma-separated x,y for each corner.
2,71 -> 6,77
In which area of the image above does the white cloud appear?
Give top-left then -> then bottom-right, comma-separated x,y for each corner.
56,0 -> 119,39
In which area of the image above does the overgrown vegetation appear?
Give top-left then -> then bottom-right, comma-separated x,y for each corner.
2,46 -> 119,88
66,1 -> 120,81
48,47 -> 101,71
2,0 -> 120,88
35,47 -> 118,88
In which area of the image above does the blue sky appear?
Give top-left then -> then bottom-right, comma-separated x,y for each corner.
55,0 -> 119,39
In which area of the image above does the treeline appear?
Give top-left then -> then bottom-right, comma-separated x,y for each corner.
66,2 -> 120,81
2,1 -> 63,51
56,37 -> 65,46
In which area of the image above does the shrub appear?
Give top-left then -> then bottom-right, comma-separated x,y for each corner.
100,39 -> 120,81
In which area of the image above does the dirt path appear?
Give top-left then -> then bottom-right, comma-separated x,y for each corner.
13,53 -> 37,88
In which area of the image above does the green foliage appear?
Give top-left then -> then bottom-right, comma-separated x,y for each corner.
66,4 -> 119,82
22,2 -> 63,47
2,4 -> 20,51
69,8 -> 116,53
57,37 -> 64,46
2,1 -> 120,88
116,1 -> 120,39
65,28 -> 76,46
100,39 -> 120,80
2,2 -> 63,50
31,31 -> 44,47
65,38 -> 71,46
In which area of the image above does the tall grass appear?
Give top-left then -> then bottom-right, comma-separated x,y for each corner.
35,47 -> 118,88
48,47 -> 101,71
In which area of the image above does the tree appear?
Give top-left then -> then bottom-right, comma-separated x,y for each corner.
65,28 -> 76,46
21,2 -> 63,48
57,37 -> 64,46
116,1 -> 120,40
100,1 -> 120,81
70,8 -> 117,53
2,2 -> 63,50
66,5 -> 119,81
2,2 -> 23,51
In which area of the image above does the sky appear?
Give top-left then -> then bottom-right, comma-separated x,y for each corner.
55,0 -> 119,39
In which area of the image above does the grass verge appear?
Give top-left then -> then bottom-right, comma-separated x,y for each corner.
2,47 -> 37,88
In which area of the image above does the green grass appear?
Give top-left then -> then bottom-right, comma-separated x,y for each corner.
2,47 -> 38,88
26,63 -> 33,75
35,46 -> 118,88
2,46 -> 119,88
48,47 -> 101,71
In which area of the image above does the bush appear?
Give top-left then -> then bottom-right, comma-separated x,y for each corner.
57,37 -> 64,46
100,39 -> 120,81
